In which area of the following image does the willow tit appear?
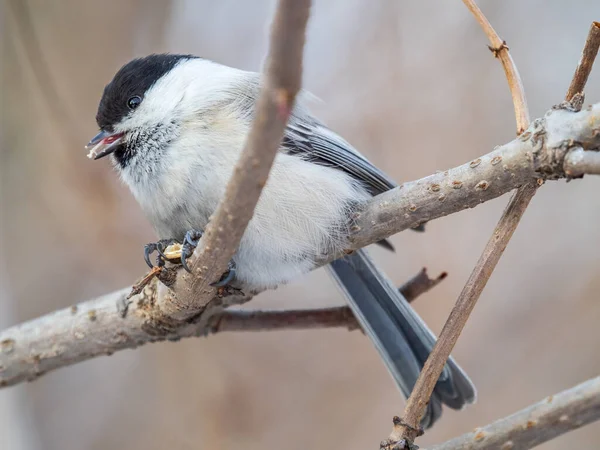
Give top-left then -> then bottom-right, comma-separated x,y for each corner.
86,54 -> 475,428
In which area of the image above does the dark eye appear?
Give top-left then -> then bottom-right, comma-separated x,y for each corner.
127,96 -> 142,109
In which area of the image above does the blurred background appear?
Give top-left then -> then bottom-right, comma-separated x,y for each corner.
2,1 -> 600,448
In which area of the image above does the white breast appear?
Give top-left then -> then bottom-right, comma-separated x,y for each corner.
236,152 -> 371,288
119,120 -> 370,289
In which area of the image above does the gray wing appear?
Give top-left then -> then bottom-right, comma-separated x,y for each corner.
281,112 -> 424,239
228,73 -> 397,197
282,115 -> 398,197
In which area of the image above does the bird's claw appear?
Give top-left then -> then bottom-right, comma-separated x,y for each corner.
211,260 -> 237,287
180,229 -> 204,273
180,229 -> 236,286
144,238 -> 180,268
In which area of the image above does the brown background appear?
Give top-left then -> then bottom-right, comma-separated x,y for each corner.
2,1 -> 600,449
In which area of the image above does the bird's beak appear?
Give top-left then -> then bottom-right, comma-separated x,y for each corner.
85,130 -> 125,160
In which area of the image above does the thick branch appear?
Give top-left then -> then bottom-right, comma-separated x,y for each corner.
1,103 -> 600,388
426,376 -> 600,450
351,102 -> 599,251
0,268 -> 442,387
158,0 -> 311,320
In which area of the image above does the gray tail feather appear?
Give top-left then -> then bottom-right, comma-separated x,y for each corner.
328,249 -> 476,429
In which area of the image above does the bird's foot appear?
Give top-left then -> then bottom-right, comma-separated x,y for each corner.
180,229 -> 236,286
144,238 -> 180,268
211,260 -> 237,287
180,229 -> 204,273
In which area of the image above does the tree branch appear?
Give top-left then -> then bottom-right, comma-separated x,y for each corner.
211,307 -> 362,333
426,376 -> 600,450
565,22 -> 600,101
345,105 -> 596,250
385,12 -> 600,447
388,0 -> 535,441
385,183 -> 537,447
0,268 -> 443,387
208,268 -> 446,333
554,18 -> 600,191
157,0 -> 312,321
1,102 -> 600,388
462,0 -> 529,134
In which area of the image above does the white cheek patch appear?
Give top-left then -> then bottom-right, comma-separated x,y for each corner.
115,59 -> 250,133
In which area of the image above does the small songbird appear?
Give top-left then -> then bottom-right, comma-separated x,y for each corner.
86,54 -> 475,428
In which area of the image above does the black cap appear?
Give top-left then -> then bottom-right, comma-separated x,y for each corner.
96,54 -> 197,130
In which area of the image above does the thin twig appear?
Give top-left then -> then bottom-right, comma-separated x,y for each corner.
348,104 -> 599,248
398,269 -> 447,302
426,24 -> 600,450
386,184 -> 537,448
128,266 -> 163,299
565,22 -> 600,101
211,307 -> 361,332
1,102 -> 600,388
209,268 -> 447,333
426,376 -> 600,450
462,0 -> 529,134
158,0 -> 312,320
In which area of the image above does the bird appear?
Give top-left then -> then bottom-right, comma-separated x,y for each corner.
85,54 -> 476,428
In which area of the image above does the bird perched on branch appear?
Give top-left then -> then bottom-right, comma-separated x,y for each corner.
86,54 -> 476,428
